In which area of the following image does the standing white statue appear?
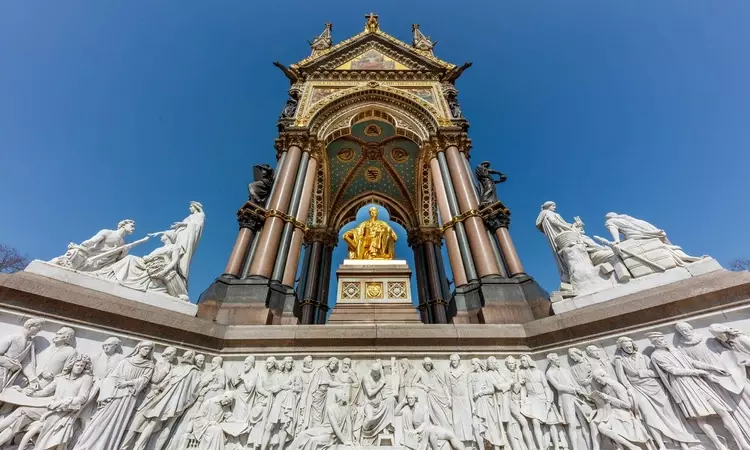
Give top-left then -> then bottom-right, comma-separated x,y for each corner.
603,212 -> 702,266
588,369 -> 650,450
446,354 -> 473,443
468,358 -> 504,450
613,337 -> 698,450
171,201 -> 205,285
646,331 -> 750,450
535,202 -> 612,296
50,220 -> 139,271
0,317 -> 45,392
545,353 -> 598,450
73,341 -> 155,450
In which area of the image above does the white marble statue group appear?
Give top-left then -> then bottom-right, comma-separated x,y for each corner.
3,318 -> 750,450
48,201 -> 205,301
536,202 -> 704,298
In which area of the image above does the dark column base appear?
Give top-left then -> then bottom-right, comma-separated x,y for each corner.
478,275 -> 551,323
197,276 -> 275,325
451,281 -> 483,323
268,283 -> 299,325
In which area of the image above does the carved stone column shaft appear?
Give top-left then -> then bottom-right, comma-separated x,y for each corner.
300,240 -> 323,325
429,158 -> 468,287
224,228 -> 253,277
282,159 -> 318,286
272,151 -> 311,282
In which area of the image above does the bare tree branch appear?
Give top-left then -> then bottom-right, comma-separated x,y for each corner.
0,244 -> 29,274
728,259 -> 750,272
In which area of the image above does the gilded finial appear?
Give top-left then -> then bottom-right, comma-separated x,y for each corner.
309,22 -> 333,56
365,12 -> 379,32
412,23 -> 436,53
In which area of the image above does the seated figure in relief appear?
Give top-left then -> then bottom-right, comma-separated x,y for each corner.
287,390 -> 354,450
343,207 -> 397,260
395,389 -> 464,450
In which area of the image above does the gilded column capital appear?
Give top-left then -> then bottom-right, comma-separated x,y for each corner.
304,227 -> 339,247
407,227 -> 443,247
237,201 -> 267,231
481,201 -> 511,233
274,128 -> 314,158
435,128 -> 472,154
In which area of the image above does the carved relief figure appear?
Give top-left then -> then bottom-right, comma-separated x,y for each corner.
185,391 -> 238,450
295,356 -> 316,436
195,354 -> 206,372
567,348 -> 594,393
343,207 -> 397,260
248,164 -> 275,207
504,356 -> 536,450
287,390 -> 354,450
613,337 -> 697,450
0,317 -> 45,391
229,356 -> 258,423
486,357 -> 516,450
545,353 -> 598,450
0,354 -> 92,448
30,326 -> 78,389
647,332 -> 750,450
360,360 -> 397,445
588,370 -> 649,450
260,357 -> 302,450
121,350 -> 201,450
50,220 -> 138,271
73,341 -> 156,450
300,357 -> 341,430
710,323 -> 750,363
395,389 -> 464,450
446,354 -> 473,443
247,357 -> 276,448
584,346 -> 616,380
413,357 -> 452,430
518,354 -> 562,450
468,358 -> 504,450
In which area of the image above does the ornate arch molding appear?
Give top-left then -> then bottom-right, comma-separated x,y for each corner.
304,86 -> 443,142
331,192 -> 417,232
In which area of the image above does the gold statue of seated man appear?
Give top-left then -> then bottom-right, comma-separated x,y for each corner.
343,207 -> 397,260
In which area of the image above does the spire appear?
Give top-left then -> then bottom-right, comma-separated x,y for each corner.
412,24 -> 436,53
364,12 -> 379,32
308,22 -> 333,56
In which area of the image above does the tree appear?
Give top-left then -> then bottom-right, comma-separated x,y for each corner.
0,244 -> 29,274
728,259 -> 750,272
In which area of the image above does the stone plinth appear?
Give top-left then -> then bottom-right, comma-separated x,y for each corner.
328,259 -> 420,324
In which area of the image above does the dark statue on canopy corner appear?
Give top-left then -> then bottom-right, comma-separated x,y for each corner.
475,161 -> 506,207
248,164 -> 275,207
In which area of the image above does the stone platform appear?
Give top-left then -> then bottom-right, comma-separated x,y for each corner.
328,260 -> 420,324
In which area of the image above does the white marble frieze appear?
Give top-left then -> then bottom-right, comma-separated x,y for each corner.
0,307 -> 749,450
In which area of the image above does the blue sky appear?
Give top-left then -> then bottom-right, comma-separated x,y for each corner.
2,1 -> 749,304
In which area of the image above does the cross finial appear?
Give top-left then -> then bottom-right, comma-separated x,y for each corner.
365,12 -> 379,32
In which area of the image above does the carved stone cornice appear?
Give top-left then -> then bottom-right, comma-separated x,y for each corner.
304,228 -> 339,247
236,201 -> 267,231
480,201 -> 511,233
407,227 -> 443,247
274,128 -> 314,157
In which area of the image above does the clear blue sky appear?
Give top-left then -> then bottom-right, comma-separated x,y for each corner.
2,1 -> 749,303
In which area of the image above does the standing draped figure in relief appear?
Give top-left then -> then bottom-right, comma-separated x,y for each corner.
674,321 -> 750,435
195,354 -> 206,372
613,337 -> 698,450
287,390 -> 354,450
647,332 -> 750,450
0,354 -> 93,450
588,370 -> 650,450
359,360 -> 397,445
505,356 -> 536,450
79,337 -> 125,429
446,354 -> 473,444
518,354 -> 562,450
300,357 -> 341,431
121,350 -> 202,450
413,357 -> 452,431
260,357 -> 302,450
468,358 -> 505,450
398,358 -> 420,401
395,389 -> 464,450
567,349 -> 595,393
229,356 -> 258,423
336,358 -> 362,441
295,356 -> 316,436
26,327 -> 78,391
0,317 -> 44,392
544,353 -> 598,450
247,357 -> 276,449
486,357 -> 518,450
